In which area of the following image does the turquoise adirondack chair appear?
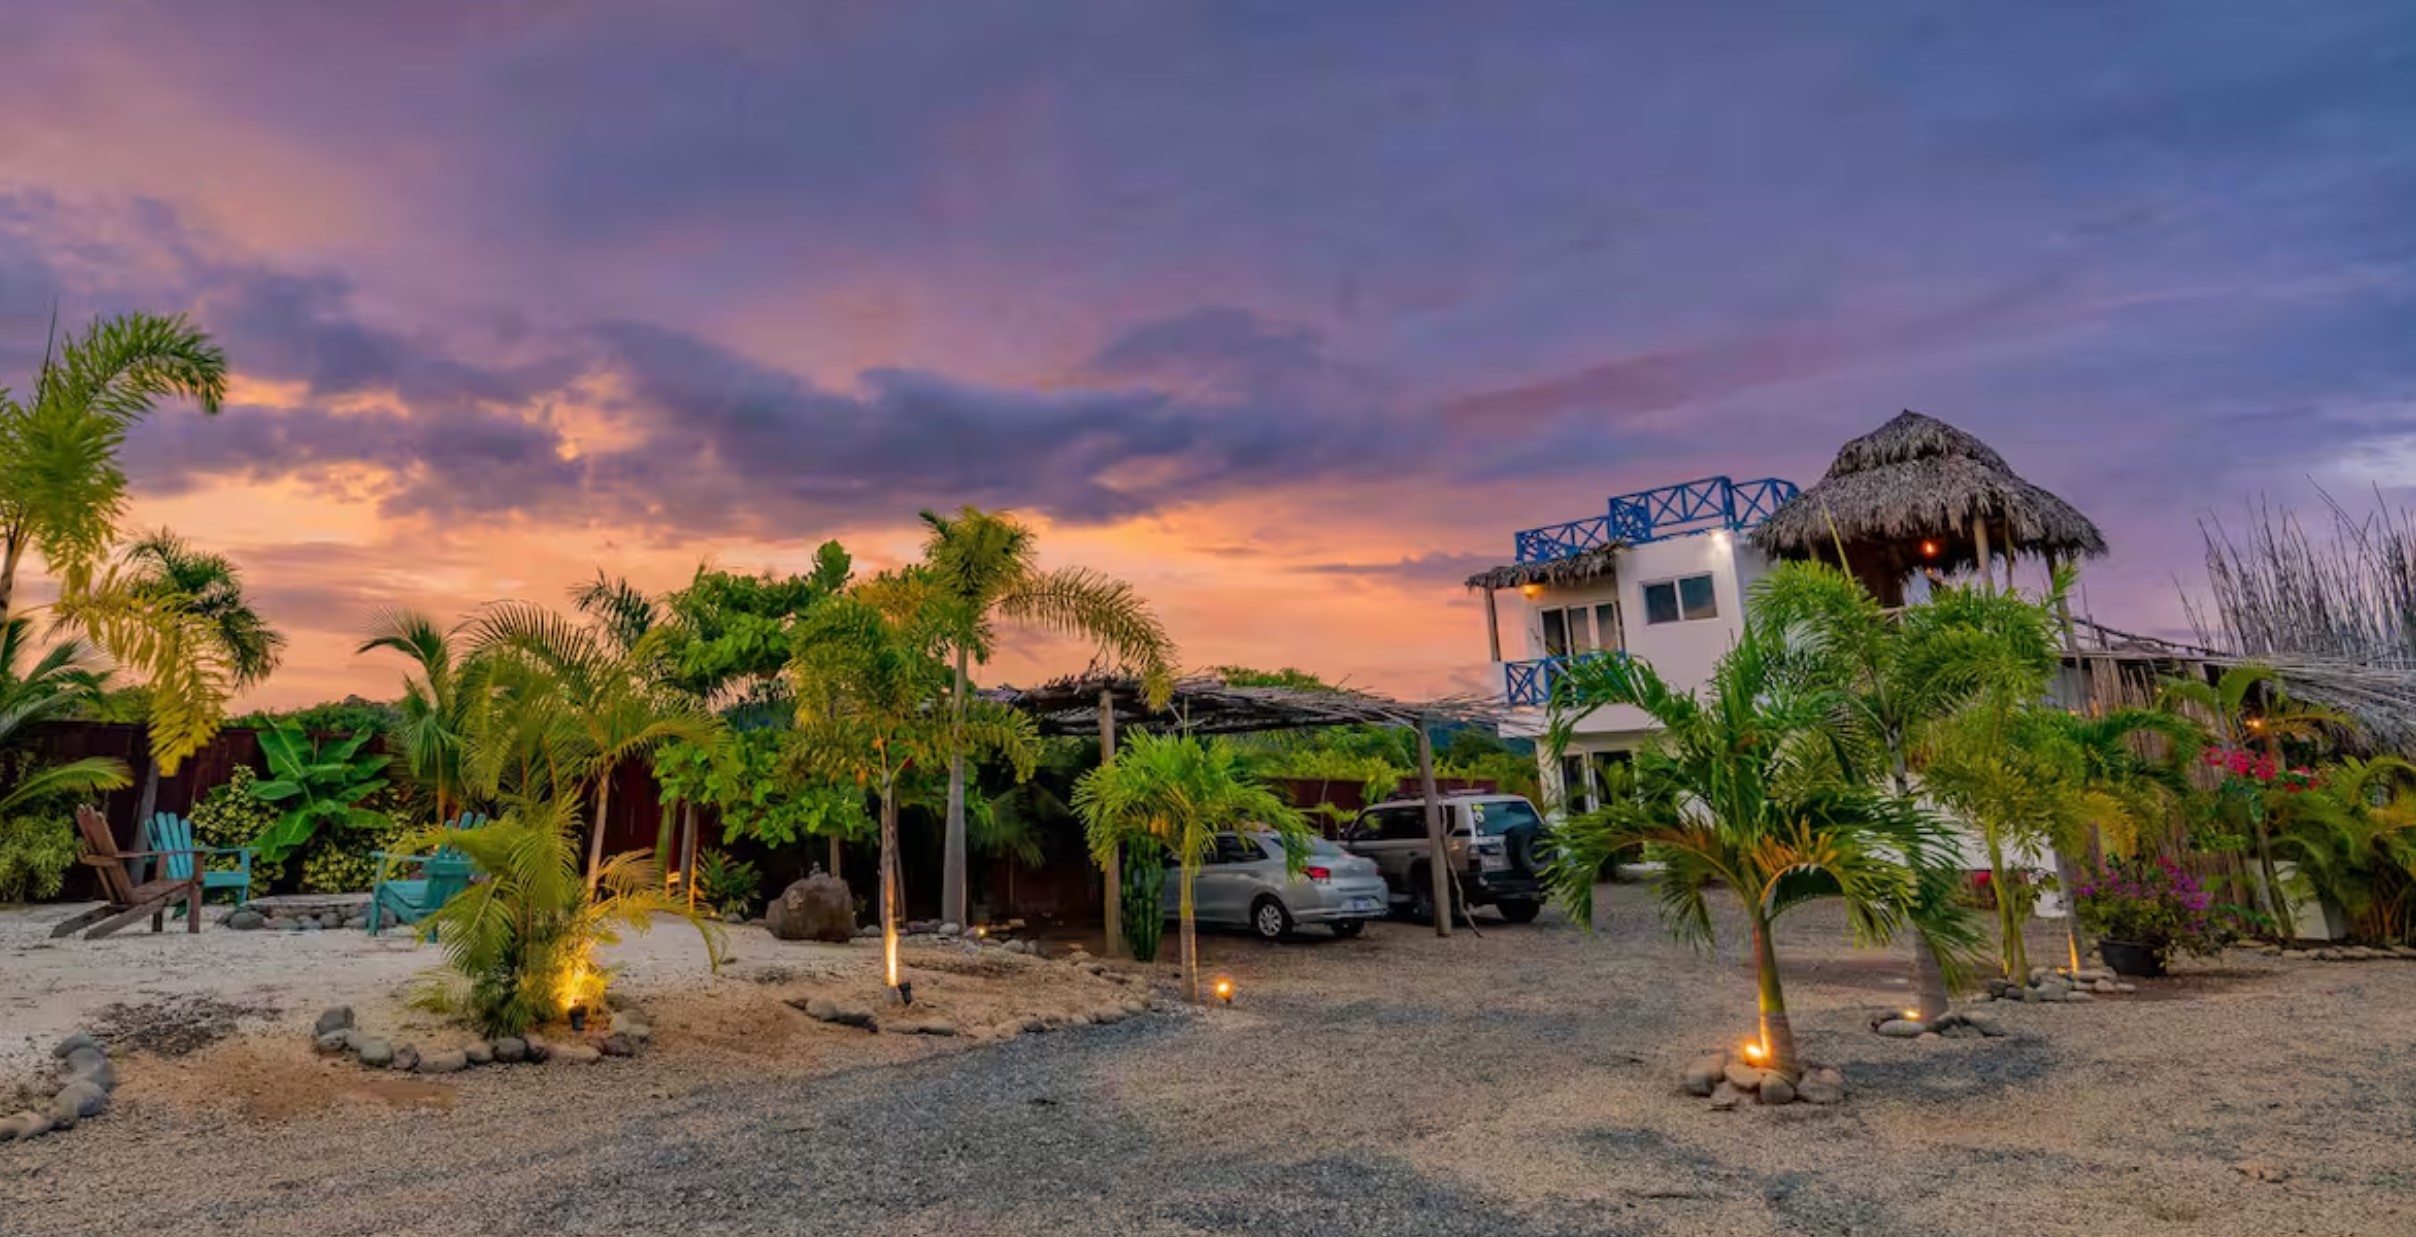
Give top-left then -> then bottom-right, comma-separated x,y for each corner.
139,812 -> 256,908
366,813 -> 486,935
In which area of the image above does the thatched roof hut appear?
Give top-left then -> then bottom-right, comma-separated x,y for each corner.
1462,544 -> 1621,592
1752,410 -> 2106,603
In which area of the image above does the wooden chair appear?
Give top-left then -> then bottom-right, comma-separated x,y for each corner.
139,812 -> 256,907
49,806 -> 203,940
366,813 -> 485,935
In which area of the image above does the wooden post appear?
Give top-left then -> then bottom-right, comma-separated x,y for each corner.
1972,512 -> 1994,594
1099,687 -> 1125,959
1418,721 -> 1451,939
1483,586 -> 1503,663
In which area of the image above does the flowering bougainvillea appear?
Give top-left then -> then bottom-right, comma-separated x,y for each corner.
2073,854 -> 2227,961
2202,746 -> 2322,793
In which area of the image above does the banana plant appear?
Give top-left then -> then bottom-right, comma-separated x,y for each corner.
249,725 -> 392,865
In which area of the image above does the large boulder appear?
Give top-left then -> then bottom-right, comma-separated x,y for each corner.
764,873 -> 857,942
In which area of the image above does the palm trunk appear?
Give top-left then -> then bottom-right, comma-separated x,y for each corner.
1985,829 -> 2027,979
0,532 -> 23,630
828,832 -> 843,880
1180,860 -> 1199,1004
655,803 -> 677,889
879,788 -> 902,992
681,803 -> 699,907
1912,931 -> 1952,1022
1098,689 -> 1124,959
132,756 -> 161,883
586,768 -> 613,891
2258,733 -> 2294,939
2052,847 -> 2087,974
942,649 -> 969,927
1749,908 -> 1798,1078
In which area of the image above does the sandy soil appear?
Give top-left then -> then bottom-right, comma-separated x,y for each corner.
5,888 -> 2415,1236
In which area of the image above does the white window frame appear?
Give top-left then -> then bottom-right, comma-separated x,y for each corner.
1641,572 -> 1719,625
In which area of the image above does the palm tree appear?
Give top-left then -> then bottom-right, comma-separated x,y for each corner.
1540,621 -> 1955,1078
2159,663 -> 2351,934
462,600 -> 718,888
359,610 -> 482,825
0,616 -> 131,816
53,530 -> 280,788
787,570 -> 1039,995
2024,706 -> 2204,970
2267,757 -> 2416,943
1752,560 -> 2004,1020
919,506 -> 1176,927
0,312 -> 227,625
392,795 -> 724,1038
1072,730 -> 1310,1004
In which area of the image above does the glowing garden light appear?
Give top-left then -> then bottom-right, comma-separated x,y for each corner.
1213,976 -> 1235,1004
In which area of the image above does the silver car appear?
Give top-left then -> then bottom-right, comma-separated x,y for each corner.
1163,831 -> 1390,940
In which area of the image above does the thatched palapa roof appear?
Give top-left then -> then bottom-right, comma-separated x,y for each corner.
1752,410 -> 2107,592
1462,543 -> 1621,592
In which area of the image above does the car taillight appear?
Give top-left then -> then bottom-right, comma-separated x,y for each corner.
1305,865 -> 1332,883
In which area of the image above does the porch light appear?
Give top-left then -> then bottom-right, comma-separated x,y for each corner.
1213,976 -> 1235,1004
1521,584 -> 1543,599
1921,539 -> 1939,558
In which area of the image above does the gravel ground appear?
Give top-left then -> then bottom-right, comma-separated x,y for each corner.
6,884 -> 2416,1236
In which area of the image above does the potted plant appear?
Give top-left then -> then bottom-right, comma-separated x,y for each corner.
2072,855 -> 2222,977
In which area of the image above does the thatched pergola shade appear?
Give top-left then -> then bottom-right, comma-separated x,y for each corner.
1752,410 -> 2106,597
986,672 -> 1497,737
1463,544 -> 1622,591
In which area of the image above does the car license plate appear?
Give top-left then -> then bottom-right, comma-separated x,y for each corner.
1347,897 -> 1382,912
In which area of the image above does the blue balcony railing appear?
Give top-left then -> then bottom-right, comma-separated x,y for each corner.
1512,475 -> 1798,565
1503,652 -> 1626,708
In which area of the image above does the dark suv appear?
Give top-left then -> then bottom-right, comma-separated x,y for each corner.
1342,793 -> 1548,923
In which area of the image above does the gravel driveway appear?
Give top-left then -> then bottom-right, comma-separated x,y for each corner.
7,884 -> 2415,1237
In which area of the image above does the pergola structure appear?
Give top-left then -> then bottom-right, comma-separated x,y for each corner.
1752,410 -> 2107,606
986,671 -> 1502,949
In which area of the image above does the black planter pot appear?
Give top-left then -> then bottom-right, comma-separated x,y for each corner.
2098,939 -> 2166,978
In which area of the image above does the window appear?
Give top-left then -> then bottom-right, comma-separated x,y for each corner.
1357,806 -> 1434,842
1466,799 -> 1543,836
1642,573 -> 1719,625
1210,835 -> 1264,864
1540,603 -> 1619,656
1559,755 -> 1590,812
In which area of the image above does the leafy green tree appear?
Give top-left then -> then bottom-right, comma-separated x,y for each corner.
1540,621 -> 1957,1077
395,796 -> 723,1037
248,725 -> 392,865
920,506 -> 1176,926
653,726 -> 870,876
2019,706 -> 2203,969
1073,730 -> 1310,1004
2159,663 -> 2351,932
0,312 -> 226,626
787,570 -> 1039,992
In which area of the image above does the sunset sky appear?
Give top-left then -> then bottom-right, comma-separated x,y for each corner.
7,1 -> 2413,710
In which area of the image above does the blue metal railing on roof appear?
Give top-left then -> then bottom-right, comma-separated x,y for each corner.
1512,475 -> 1798,565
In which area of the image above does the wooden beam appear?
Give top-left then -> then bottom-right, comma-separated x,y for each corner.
1973,513 -> 1994,594
1483,586 -> 1502,663
1418,721 -> 1451,939
1099,687 -> 1125,960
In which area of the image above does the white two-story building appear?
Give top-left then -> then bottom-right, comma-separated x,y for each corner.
1466,475 -> 1799,816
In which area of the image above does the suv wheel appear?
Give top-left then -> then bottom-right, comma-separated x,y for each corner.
1497,898 -> 1541,924
1406,867 -> 1459,926
1251,896 -> 1294,941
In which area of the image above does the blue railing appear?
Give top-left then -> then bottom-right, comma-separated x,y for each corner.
1512,475 -> 1798,565
1503,652 -> 1626,708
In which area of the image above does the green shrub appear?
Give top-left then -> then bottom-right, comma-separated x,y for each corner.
1121,837 -> 1165,962
693,848 -> 761,918
300,813 -> 406,893
190,768 -> 285,895
0,814 -> 79,902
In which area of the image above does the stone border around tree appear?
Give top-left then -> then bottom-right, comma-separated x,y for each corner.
0,1033 -> 119,1143
1681,1050 -> 1848,1108
309,1003 -> 656,1073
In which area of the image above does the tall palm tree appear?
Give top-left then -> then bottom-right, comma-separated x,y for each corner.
0,312 -> 227,625
919,506 -> 1176,926
115,530 -> 283,820
2159,663 -> 2351,933
787,570 -> 1039,996
2025,706 -> 2204,970
1752,560 -> 2002,1019
0,616 -> 131,816
1073,730 -> 1310,1004
462,600 -> 718,888
359,610 -> 482,825
1540,621 -> 1956,1077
